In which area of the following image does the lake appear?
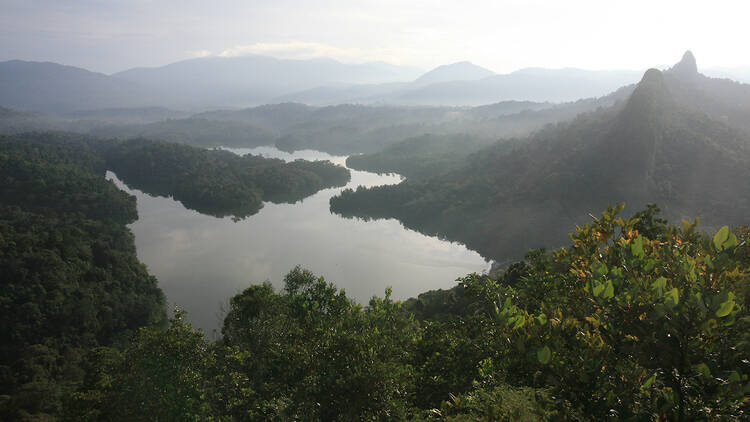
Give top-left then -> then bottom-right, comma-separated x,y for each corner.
108,146 -> 489,335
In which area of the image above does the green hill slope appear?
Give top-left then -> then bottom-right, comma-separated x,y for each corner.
331,53 -> 750,261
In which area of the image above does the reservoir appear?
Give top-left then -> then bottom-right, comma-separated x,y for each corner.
109,146 -> 489,334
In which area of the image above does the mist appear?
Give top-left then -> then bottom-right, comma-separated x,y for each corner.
2,2 -> 750,420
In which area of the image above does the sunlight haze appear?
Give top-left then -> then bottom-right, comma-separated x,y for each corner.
2,0 -> 748,74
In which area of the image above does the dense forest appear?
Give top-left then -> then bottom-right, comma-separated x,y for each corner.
331,53 -> 750,262
346,133 -> 498,180
3,142 -> 749,419
102,138 -> 351,219
90,118 -> 276,149
0,91 -> 630,156
0,131 -> 354,419
2,51 -> 749,421
61,205 -> 750,420
0,133 -> 166,420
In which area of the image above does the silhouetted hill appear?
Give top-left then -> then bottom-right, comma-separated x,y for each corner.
188,95 -> 622,154
279,67 -> 643,106
0,60 -> 149,112
0,56 -> 422,112
662,51 -> 750,134
391,67 -> 643,105
113,55 -> 422,109
331,52 -> 750,260
413,61 -> 495,86
62,107 -> 190,124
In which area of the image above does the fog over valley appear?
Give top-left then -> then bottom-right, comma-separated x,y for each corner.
2,1 -> 750,420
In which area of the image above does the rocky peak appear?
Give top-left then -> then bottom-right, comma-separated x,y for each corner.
668,50 -> 698,79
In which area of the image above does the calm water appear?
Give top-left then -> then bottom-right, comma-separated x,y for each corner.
108,146 -> 489,334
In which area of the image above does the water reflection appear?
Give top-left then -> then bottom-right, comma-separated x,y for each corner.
108,146 -> 489,334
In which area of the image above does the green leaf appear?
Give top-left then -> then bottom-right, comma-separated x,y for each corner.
602,280 -> 614,299
716,300 -> 735,318
724,233 -> 739,250
651,277 -> 667,297
665,288 -> 679,308
537,346 -> 551,364
535,313 -> 548,326
643,373 -> 656,389
593,283 -> 605,297
704,255 -> 714,270
643,259 -> 657,273
694,363 -> 711,377
631,235 -> 645,258
511,315 -> 526,330
593,262 -> 608,277
713,226 -> 729,251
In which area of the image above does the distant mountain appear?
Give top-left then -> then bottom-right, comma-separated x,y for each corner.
703,66 -> 750,84
62,107 -> 190,124
113,55 -> 423,109
0,60 -> 150,113
390,67 -> 643,105
331,52 -> 750,260
271,82 -> 411,105
412,61 -> 495,86
280,66 -> 643,106
188,95 -> 628,155
0,56 -> 423,112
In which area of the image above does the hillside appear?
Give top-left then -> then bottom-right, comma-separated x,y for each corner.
278,66 -> 642,106
113,55 -> 422,109
346,133 -> 498,180
187,94 -> 625,154
103,138 -> 351,218
0,56 -> 422,113
412,61 -> 495,85
0,60 -> 150,112
331,52 -> 750,261
0,133 -> 166,419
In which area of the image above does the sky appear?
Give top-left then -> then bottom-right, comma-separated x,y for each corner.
2,0 -> 749,75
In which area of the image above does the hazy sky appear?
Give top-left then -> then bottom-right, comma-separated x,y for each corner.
2,0 -> 748,74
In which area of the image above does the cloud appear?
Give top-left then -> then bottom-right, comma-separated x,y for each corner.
218,41 -> 372,63
188,49 -> 212,58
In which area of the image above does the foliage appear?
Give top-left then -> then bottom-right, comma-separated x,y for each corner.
465,204 -> 750,420
103,138 -> 351,219
62,206 -> 750,420
0,134 -> 166,421
346,133 -> 497,180
331,66 -> 750,262
216,267 -> 418,420
90,118 -> 275,149
66,310 -> 221,422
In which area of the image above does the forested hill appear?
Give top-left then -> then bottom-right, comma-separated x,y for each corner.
62,208 -> 750,420
0,132 -> 349,418
103,138 -> 351,219
331,52 -> 750,261
0,133 -> 166,419
345,133 -> 499,180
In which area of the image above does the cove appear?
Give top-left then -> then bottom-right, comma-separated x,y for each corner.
108,146 -> 489,334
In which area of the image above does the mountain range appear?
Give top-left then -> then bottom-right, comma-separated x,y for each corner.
273,65 -> 643,106
330,52 -> 750,261
0,54 -> 691,112
0,56 -> 422,112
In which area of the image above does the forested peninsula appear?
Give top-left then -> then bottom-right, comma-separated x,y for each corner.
0,132 -> 350,419
102,138 -> 350,218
